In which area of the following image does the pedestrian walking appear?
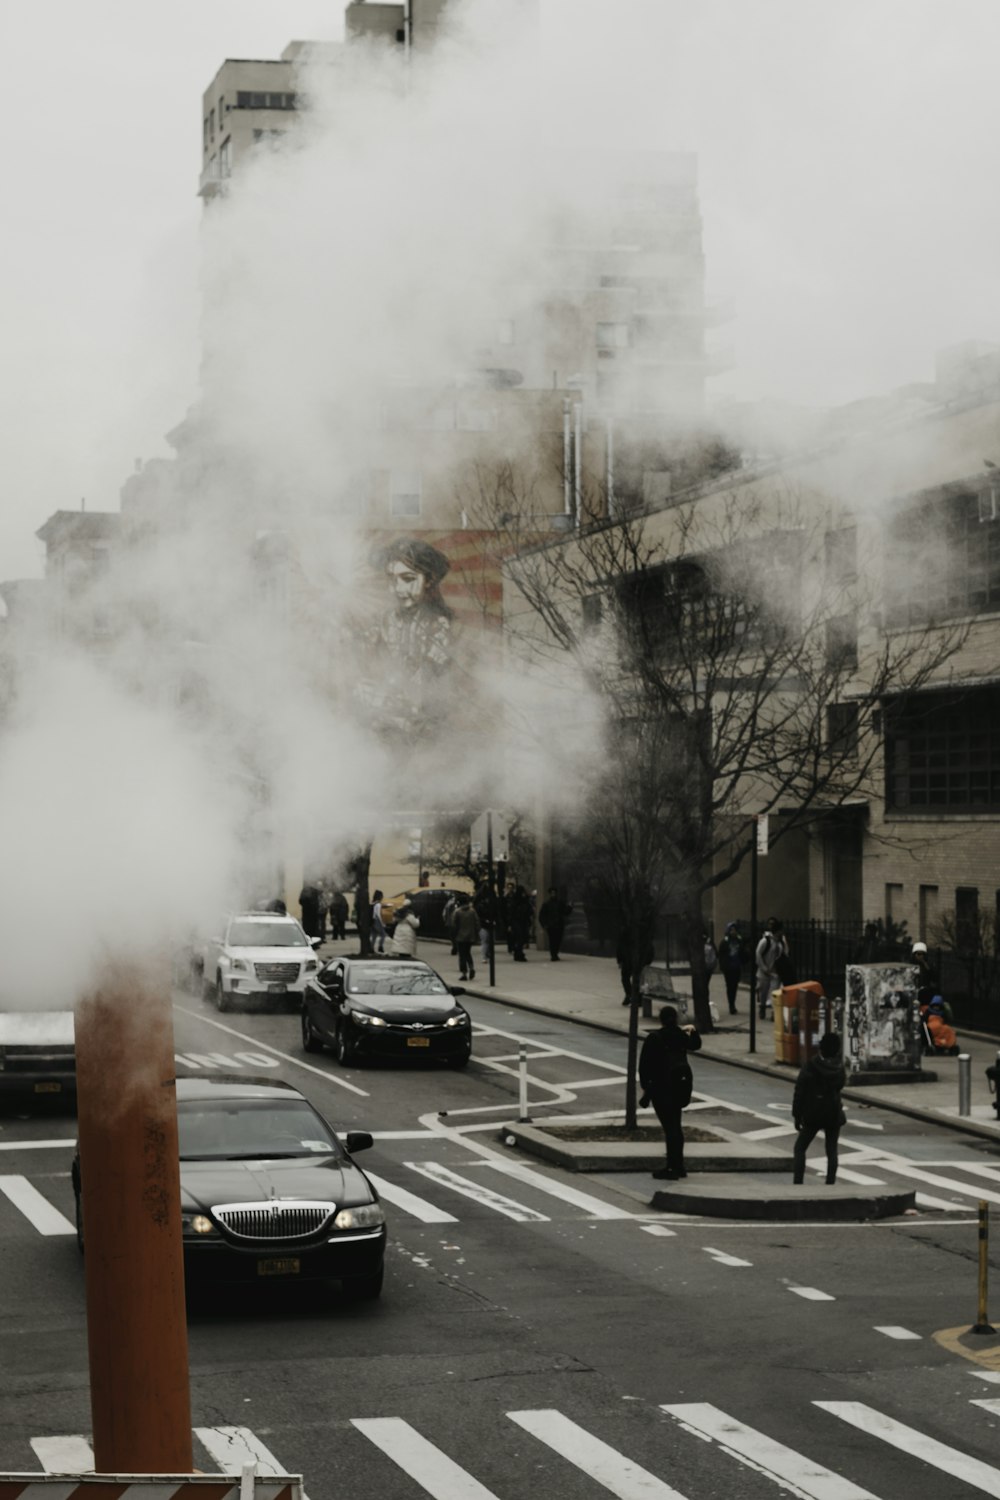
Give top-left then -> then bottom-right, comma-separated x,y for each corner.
792,1032 -> 846,1185
755,919 -> 789,1019
718,920 -> 745,1015
638,1006 -> 702,1180
443,894 -> 459,954
371,890 -> 388,954
391,900 -> 420,957
299,881 -> 321,940
328,890 -> 349,941
474,880 -> 495,963
452,894 -> 479,980
507,884 -> 533,962
538,887 -> 572,961
616,919 -> 654,1005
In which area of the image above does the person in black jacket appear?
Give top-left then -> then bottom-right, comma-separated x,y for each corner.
792,1032 -> 847,1185
639,1005 -> 702,1180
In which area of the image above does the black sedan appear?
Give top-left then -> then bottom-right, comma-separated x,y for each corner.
301,957 -> 472,1068
73,1077 -> 386,1298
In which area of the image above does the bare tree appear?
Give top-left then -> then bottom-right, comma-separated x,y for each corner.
468,462 -> 968,1122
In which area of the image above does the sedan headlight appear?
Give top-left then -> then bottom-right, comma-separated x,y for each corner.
444,1011 -> 470,1028
353,1011 -> 387,1027
181,1213 -> 217,1236
230,959 -> 248,973
333,1202 -> 385,1231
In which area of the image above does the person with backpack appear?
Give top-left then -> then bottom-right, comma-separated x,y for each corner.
756,919 -> 790,1019
792,1032 -> 847,1185
638,1005 -> 702,1181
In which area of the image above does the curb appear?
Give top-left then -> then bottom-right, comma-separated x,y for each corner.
649,1180 -> 917,1222
465,983 -> 1000,1145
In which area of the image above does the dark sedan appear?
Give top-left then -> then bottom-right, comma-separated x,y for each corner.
72,1077 -> 386,1298
301,957 -> 472,1068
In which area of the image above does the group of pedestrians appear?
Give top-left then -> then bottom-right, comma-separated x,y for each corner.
297,880 -> 349,942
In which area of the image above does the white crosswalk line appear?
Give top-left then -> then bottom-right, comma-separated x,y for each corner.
481,1158 -> 633,1218
864,1157 -> 1000,1209
971,1373 -> 1000,1385
641,1224 -> 677,1237
703,1247 -> 752,1267
352,1417 -> 500,1498
873,1326 -> 921,1340
195,1426 -> 297,1486
914,1192 -> 967,1212
815,1166 -> 886,1187
972,1398 -> 1000,1414
405,1162 -> 548,1222
363,1171 -> 457,1224
31,1435 -> 95,1471
509,1409 -> 690,1498
789,1286 -> 835,1301
0,1140 -> 76,1152
817,1401 -> 1000,1496
0,1175 -> 76,1235
742,1124 -> 796,1140
663,1403 -> 878,1499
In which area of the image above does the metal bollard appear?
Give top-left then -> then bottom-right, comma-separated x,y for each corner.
518,1041 -> 531,1123
971,1201 -> 996,1336
959,1052 -> 972,1117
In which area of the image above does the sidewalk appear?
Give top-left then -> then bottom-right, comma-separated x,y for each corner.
431,940 -> 1000,1143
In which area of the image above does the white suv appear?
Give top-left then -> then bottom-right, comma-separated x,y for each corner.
203,912 -> 321,1012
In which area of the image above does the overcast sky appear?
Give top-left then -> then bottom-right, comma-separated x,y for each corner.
2,0 -> 998,580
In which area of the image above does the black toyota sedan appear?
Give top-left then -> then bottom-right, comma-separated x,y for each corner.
72,1077 -> 386,1298
301,957 -> 472,1068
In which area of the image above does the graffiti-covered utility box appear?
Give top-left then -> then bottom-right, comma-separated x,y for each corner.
844,963 -> 924,1081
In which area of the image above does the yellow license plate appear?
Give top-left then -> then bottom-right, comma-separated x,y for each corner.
34,1082 -> 62,1093
257,1257 -> 300,1276
406,1037 -> 431,1048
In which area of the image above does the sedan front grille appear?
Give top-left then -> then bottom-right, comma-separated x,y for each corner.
253,962 -> 300,983
212,1200 -> 335,1240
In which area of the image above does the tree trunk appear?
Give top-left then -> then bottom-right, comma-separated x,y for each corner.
685,908 -> 714,1033
624,980 -> 640,1129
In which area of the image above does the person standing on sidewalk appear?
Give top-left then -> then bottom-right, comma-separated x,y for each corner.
792,1032 -> 846,1185
718,921 -> 745,1015
755,919 -> 789,1019
638,1006 -> 702,1181
452,894 -> 479,981
539,887 -> 572,961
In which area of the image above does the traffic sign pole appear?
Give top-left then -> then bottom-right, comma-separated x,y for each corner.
487,810 -> 496,988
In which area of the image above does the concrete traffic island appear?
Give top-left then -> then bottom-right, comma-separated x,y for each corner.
649,1176 -> 917,1222
502,1119 -> 793,1174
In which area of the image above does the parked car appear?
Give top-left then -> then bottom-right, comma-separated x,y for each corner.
301,957 -> 472,1068
72,1076 -> 386,1298
0,1005 -> 75,1107
384,887 -> 469,940
202,912 -> 321,1012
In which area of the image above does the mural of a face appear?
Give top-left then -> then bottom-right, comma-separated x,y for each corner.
388,560 -> 427,609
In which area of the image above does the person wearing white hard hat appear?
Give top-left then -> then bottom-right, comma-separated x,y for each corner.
911,940 -> 939,995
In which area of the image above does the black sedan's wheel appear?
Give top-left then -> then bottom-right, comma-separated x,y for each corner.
335,1024 -> 355,1066
301,1009 -> 322,1054
343,1265 -> 383,1301
214,976 -> 231,1013
75,1192 -> 84,1255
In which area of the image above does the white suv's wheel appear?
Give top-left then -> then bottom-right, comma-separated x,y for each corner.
215,975 -> 231,1013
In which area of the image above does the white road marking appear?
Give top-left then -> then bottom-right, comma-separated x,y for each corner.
174,1004 -> 368,1095
914,1192 -> 967,1212
363,1171 -> 457,1224
863,1154 -> 1000,1209
662,1403 -> 878,1499
195,1425 -> 299,1490
31,1435 -> 94,1471
509,1409 -> 690,1498
481,1158 -> 633,1219
178,1052 -> 242,1071
703,1247 -> 752,1267
971,1373 -> 1000,1385
972,1398 -> 1000,1414
405,1162 -> 548,1222
742,1124 -> 796,1140
816,1166 -> 887,1187
0,1176 -> 75,1236
351,1417 -> 499,1499
0,1140 -> 75,1152
817,1401 -> 1000,1496
789,1286 -> 835,1302
874,1326 -> 921,1340
641,1224 -> 677,1237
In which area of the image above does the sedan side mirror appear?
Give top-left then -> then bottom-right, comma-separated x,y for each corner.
450,985 -> 466,997
345,1131 -> 373,1154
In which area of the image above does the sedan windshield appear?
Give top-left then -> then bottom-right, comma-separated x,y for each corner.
227,921 -> 308,948
347,964 -> 449,997
178,1098 -> 340,1160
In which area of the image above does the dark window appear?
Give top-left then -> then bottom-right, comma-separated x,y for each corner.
824,527 -> 857,585
885,687 -> 1000,813
826,703 -> 859,758
955,887 -> 980,950
825,614 -> 858,670
885,490 -> 1000,626
237,91 -> 251,107
581,594 -> 603,631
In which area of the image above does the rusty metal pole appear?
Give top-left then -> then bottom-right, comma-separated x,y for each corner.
75,958 -> 192,1472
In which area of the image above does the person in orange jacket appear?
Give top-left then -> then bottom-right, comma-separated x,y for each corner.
921,996 -> 959,1054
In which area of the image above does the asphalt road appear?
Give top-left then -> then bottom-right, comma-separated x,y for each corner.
2,986 -> 1000,1498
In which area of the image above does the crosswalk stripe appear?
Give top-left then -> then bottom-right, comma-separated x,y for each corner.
972,1399 -> 1000,1414
481,1159 -> 633,1219
363,1171 -> 457,1224
0,1140 -> 76,1153
914,1192 -> 967,1212
641,1224 -> 677,1237
405,1163 -> 548,1222
817,1401 -> 1000,1496
509,1409 -> 690,1498
195,1425 -> 302,1494
865,1158 -> 1000,1209
663,1403 -> 878,1498
351,1417 -> 499,1498
873,1326 -> 921,1340
789,1286 -> 835,1302
30,1435 -> 94,1471
0,1176 -> 75,1236
703,1247 -> 752,1267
